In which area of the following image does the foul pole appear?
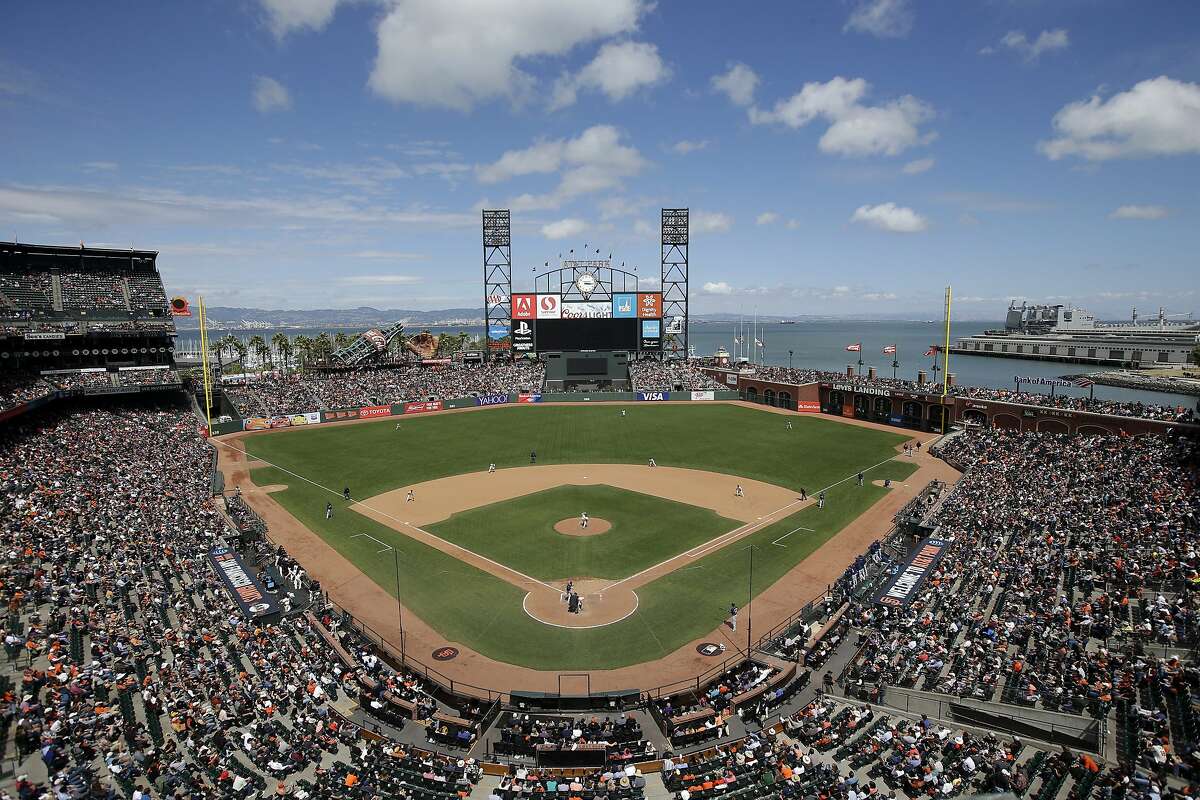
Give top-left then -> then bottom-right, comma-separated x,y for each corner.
197,295 -> 214,430
941,286 -> 952,397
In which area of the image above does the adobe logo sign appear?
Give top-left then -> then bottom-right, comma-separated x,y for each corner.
536,294 -> 561,319
511,294 -> 536,320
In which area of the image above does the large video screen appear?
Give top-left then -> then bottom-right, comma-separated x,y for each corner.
535,318 -> 638,351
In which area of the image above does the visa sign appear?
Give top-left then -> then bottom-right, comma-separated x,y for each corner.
637,391 -> 670,401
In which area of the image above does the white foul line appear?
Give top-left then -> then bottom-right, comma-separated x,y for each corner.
600,454 -> 904,592
210,438 -> 563,595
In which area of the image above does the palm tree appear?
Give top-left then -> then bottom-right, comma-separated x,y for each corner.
218,335 -> 246,371
292,335 -> 313,371
313,332 -> 333,362
248,335 -> 269,372
333,331 -> 351,350
272,333 -> 293,373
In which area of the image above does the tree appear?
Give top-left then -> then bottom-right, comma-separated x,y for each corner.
333,331 -> 351,350
1192,344 -> 1200,367
248,335 -> 269,372
313,332 -> 333,362
272,332 -> 293,373
292,335 -> 313,370
218,335 -> 246,371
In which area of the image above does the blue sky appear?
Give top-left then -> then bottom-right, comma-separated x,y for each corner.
1,0 -> 1197,318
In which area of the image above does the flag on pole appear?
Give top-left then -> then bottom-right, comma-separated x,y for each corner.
1074,377 -> 1095,388
882,344 -> 897,355
845,342 -> 862,352
755,338 -> 764,347
924,345 -> 939,357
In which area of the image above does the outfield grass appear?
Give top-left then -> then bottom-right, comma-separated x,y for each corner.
425,484 -> 742,581
244,403 -> 919,671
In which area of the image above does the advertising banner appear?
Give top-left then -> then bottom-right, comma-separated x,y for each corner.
638,293 -> 662,318
244,417 -> 271,430
536,294 -> 561,319
487,323 -> 511,351
475,394 -> 509,406
288,412 -> 322,426
796,401 -> 821,413
208,546 -> 279,619
268,416 -> 292,428
612,293 -> 637,318
561,301 -> 613,319
518,393 -> 542,403
358,405 -> 392,419
726,373 -> 738,386
876,538 -> 949,607
512,319 -> 535,353
486,293 -> 509,307
637,391 -> 670,401
690,390 -> 715,401
511,294 -> 536,320
23,331 -> 66,340
323,408 -> 361,422
404,400 -> 443,414
640,318 -> 661,351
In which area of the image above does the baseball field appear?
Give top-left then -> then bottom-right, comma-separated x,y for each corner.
237,403 -> 919,672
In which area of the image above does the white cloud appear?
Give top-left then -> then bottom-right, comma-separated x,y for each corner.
786,219 -> 801,230
901,157 -> 934,174
550,40 -> 669,110
844,0 -> 914,39
692,211 -> 733,234
756,212 -> 779,225
476,125 -> 647,209
1039,76 -> 1200,160
259,0 -> 340,38
632,219 -> 654,237
712,62 -> 759,107
987,29 -> 1070,62
702,281 -> 734,295
850,202 -> 928,233
1109,205 -> 1170,220
861,291 -> 898,301
337,274 -> 423,285
82,161 -> 119,172
253,76 -> 292,113
749,76 -> 935,157
671,139 -> 709,155
541,218 -> 589,239
368,0 -> 646,111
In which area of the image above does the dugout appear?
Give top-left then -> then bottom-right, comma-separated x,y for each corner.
542,350 -> 631,391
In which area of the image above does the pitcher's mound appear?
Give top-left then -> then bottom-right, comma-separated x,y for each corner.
553,517 -> 611,536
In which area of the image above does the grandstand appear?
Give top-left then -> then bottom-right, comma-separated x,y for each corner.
0,241 -> 179,417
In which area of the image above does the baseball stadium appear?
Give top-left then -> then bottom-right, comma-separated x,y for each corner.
3,207 -> 1198,800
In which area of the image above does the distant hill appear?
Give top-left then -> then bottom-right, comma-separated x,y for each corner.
174,306 -> 484,330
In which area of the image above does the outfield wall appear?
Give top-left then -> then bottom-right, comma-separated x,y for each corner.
210,389 -> 741,435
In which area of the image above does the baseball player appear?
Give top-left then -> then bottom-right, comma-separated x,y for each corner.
406,489 -> 415,503
580,512 -> 589,529
785,420 -> 792,430
488,463 -> 496,474
735,484 -> 744,498
856,471 -> 864,487
325,502 -> 333,519
728,603 -> 738,632
817,491 -> 825,509
621,409 -> 626,417
648,457 -> 657,468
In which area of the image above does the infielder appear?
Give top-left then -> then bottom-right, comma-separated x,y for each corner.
406,489 -> 415,503
735,484 -> 744,498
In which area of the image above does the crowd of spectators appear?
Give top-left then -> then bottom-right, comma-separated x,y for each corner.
0,372 -> 53,412
844,427 -> 1199,780
628,360 -> 723,391
741,366 -> 1196,422
222,362 -> 546,417
950,385 -> 1195,422
0,403 -> 479,797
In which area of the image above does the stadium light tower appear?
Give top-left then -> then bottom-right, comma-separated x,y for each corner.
661,209 -> 689,360
483,210 -> 512,362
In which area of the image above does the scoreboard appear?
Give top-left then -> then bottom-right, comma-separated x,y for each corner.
495,292 -> 664,354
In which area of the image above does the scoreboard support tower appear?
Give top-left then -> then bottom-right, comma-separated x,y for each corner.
661,209 -> 689,360
482,210 -> 512,361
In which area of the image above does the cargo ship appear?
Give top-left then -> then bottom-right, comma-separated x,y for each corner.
950,303 -> 1198,367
